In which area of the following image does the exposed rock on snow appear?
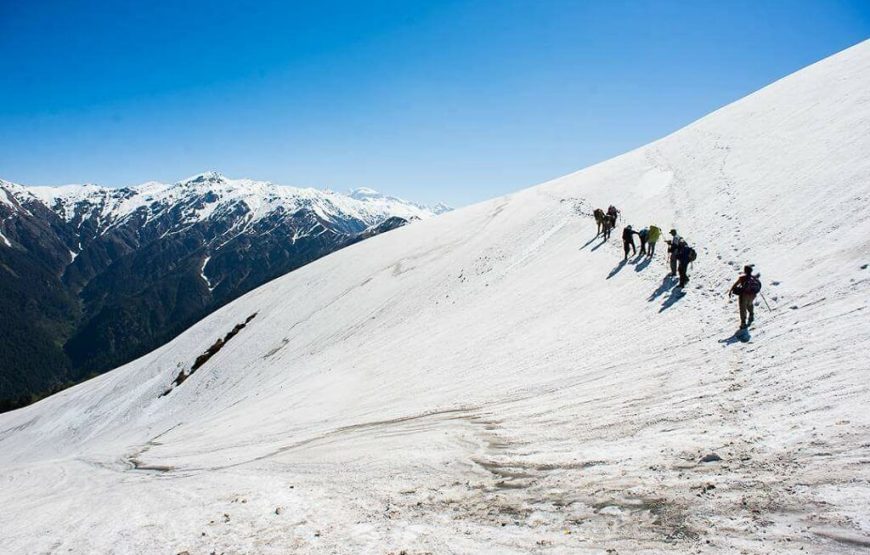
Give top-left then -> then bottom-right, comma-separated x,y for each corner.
161,312 -> 258,397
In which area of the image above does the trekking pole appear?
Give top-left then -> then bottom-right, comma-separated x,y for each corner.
759,292 -> 772,312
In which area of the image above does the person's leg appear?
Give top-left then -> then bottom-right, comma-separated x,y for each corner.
649,242 -> 655,257
623,242 -> 629,259
747,295 -> 755,325
670,254 -> 677,275
739,296 -> 748,328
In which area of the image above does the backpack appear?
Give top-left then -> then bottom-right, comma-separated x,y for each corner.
745,275 -> 762,294
686,247 -> 697,263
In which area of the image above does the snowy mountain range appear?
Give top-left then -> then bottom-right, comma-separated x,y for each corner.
0,173 -> 449,410
3,171 -> 448,241
1,41 -> 869,553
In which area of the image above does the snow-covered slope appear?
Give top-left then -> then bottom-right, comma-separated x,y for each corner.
1,42 -> 869,553
0,179 -> 40,215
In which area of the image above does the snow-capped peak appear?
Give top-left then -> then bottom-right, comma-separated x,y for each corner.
349,186 -> 451,216
348,187 -> 384,200
0,179 -> 41,215
429,202 -> 452,215
179,171 -> 227,185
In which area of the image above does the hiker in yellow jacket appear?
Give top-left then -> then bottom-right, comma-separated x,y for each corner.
647,225 -> 662,257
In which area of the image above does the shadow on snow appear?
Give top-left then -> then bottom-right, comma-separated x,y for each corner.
606,259 -> 627,280
658,286 -> 686,312
579,235 -> 601,250
634,255 -> 652,272
648,275 -> 676,302
719,330 -> 751,345
590,238 -> 609,252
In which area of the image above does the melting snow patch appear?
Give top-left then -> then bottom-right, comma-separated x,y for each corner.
200,255 -> 214,290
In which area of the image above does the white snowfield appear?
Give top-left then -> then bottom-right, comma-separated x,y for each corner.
2,42 -> 870,554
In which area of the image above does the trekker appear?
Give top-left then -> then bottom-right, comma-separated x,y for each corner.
607,205 -> 620,225
647,225 -> 661,257
603,214 -> 616,240
622,225 -> 638,260
730,265 -> 762,329
666,229 -> 682,276
676,240 -> 693,288
637,227 -> 649,255
593,208 -> 606,236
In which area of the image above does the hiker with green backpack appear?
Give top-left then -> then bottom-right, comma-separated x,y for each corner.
647,225 -> 662,257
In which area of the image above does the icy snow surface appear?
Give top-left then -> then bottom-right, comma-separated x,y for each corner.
1,42 -> 870,553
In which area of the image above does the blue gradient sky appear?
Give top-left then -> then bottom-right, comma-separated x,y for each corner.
1,1 -> 868,206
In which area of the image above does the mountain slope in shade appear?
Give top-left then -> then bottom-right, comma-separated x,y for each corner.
1,42 -> 869,553
0,173 -> 448,411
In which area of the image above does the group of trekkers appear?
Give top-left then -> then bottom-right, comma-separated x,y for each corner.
593,205 -> 762,331
620,224 -> 662,258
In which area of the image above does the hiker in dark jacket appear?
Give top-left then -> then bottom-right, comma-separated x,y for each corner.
622,225 -> 638,260
603,214 -> 616,240
666,229 -> 682,276
607,205 -> 620,225
730,265 -> 760,329
676,240 -> 692,288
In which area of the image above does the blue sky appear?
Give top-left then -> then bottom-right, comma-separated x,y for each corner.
1,1 -> 868,206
